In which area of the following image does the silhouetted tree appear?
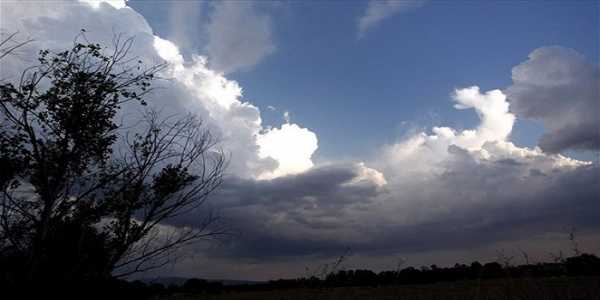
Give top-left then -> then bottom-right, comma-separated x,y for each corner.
0,34 -> 225,285
565,253 -> 600,276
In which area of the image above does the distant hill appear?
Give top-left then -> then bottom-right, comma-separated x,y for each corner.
217,279 -> 264,286
140,276 -> 263,286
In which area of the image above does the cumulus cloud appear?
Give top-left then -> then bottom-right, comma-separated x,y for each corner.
153,31 -> 317,180
205,1 -> 275,74
178,87 -> 597,271
0,0 -> 316,181
505,46 -> 600,153
357,0 -> 427,39
79,0 -> 127,9
379,87 -> 522,179
256,123 -> 318,179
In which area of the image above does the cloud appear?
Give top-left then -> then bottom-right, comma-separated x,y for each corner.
205,1 -> 276,74
0,0 -> 316,181
357,0 -> 426,39
166,0 -> 203,52
186,163 -> 388,258
177,88 -> 597,271
189,148 -> 598,262
282,111 -> 291,123
378,87 -> 522,179
256,123 -> 318,179
79,0 -> 127,9
152,37 -> 317,179
505,46 -> 600,153
161,1 -> 275,73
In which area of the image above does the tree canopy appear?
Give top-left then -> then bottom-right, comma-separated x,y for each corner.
0,34 -> 226,285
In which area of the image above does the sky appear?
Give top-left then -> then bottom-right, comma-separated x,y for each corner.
131,0 -> 599,160
1,0 -> 599,281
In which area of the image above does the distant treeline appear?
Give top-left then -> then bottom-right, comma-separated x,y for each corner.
31,253 -> 595,299
4,253 -> 598,299
267,253 -> 600,289
229,253 -> 600,292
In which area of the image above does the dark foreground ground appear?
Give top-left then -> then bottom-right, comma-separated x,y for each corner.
157,277 -> 600,300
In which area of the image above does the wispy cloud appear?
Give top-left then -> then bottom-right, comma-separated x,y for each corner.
167,0 -> 204,53
357,0 -> 427,39
206,1 -> 276,74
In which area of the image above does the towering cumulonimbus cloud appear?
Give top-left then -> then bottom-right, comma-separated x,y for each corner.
506,46 -> 600,153
153,36 -> 318,179
195,86 -> 596,270
0,0 -> 318,180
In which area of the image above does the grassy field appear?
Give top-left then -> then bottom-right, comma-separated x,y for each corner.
158,277 -> 600,300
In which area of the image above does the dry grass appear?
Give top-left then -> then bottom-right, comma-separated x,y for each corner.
159,277 -> 600,300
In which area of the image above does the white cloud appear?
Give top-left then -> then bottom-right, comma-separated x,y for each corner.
283,111 -> 291,123
378,87 -> 583,181
0,0 -> 316,181
451,87 -> 514,147
357,0 -> 426,39
153,37 -> 318,179
205,1 -> 275,74
256,123 -> 318,179
343,162 -> 387,187
153,36 -> 184,64
80,0 -> 127,10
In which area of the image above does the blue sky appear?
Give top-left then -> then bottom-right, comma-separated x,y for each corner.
132,0 -> 598,160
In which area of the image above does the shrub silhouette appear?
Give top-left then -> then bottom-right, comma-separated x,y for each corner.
183,278 -> 223,293
565,253 -> 600,276
481,262 -> 504,279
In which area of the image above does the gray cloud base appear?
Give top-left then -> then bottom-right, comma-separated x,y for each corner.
506,46 -> 600,153
177,159 -> 599,263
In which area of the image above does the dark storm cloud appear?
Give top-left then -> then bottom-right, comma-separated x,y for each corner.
176,150 -> 599,262
169,163 -> 386,258
218,163 -> 374,206
505,46 -> 600,153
